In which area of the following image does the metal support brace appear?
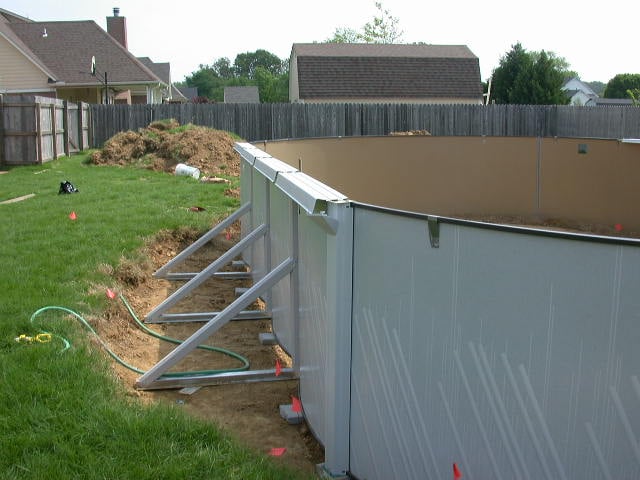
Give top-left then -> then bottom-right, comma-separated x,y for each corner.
136,257 -> 296,389
145,223 -> 268,323
138,368 -> 295,390
165,271 -> 251,281
149,310 -> 271,324
153,202 -> 251,278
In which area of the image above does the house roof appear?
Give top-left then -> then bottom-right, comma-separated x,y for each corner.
292,43 -> 482,100
0,8 -> 32,23
3,15 -> 164,87
0,14 -> 59,81
590,98 -> 634,106
562,77 -> 597,97
293,43 -> 478,59
138,57 -> 170,83
224,86 -> 260,103
138,56 -> 186,100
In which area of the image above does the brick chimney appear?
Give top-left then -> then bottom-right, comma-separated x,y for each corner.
106,7 -> 127,49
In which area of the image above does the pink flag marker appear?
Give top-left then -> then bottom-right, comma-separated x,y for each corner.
69,211 -> 77,220
614,223 -> 623,232
453,463 -> 462,479
268,447 -> 286,457
275,358 -> 282,377
291,395 -> 302,413
225,229 -> 232,240
106,288 -> 116,299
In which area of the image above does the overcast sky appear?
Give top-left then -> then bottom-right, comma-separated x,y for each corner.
5,0 -> 639,84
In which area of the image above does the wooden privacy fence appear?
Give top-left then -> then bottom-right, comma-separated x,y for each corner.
0,95 -> 90,166
90,103 -> 640,145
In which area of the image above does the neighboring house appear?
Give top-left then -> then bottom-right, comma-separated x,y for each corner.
177,86 -> 199,102
289,43 -> 483,104
137,57 -> 187,103
561,77 -> 635,106
562,77 -> 599,105
224,86 -> 260,103
586,97 -> 634,106
0,8 -> 176,104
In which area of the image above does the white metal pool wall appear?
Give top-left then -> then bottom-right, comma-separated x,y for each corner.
350,206 -> 640,480
236,142 -> 640,480
237,143 -> 353,476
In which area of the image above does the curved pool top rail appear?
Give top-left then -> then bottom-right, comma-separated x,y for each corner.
259,135 -> 640,235
353,200 -> 640,247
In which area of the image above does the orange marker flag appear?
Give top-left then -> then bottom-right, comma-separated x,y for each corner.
106,288 -> 116,300
69,211 -> 77,220
453,463 -> 462,479
275,358 -> 282,377
269,447 -> 287,457
291,395 -> 302,413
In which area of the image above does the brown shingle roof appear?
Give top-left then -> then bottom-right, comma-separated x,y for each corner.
8,20 -> 163,86
293,43 -> 482,100
293,43 -> 478,59
0,8 -> 32,23
0,15 -> 58,80
138,57 -> 187,101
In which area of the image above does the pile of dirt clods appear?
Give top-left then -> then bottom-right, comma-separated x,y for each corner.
90,119 -> 241,177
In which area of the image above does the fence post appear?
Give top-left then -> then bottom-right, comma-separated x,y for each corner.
78,103 -> 85,151
0,95 -> 4,166
63,100 -> 70,156
35,102 -> 42,164
50,103 -> 58,160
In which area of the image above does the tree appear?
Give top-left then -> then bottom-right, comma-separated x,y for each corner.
361,2 -> 403,43
326,2 -> 403,44
628,88 -> 640,105
491,43 -> 531,104
184,66 -> 222,99
326,27 -> 361,43
254,66 -> 289,103
603,73 -> 640,99
212,57 -> 234,79
233,50 -> 284,80
184,50 -> 289,103
528,51 -> 568,104
490,43 -> 570,104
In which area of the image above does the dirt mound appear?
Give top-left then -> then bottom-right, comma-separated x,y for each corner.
90,120 -> 241,177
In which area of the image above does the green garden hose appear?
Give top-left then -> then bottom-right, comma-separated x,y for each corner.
29,295 -> 250,378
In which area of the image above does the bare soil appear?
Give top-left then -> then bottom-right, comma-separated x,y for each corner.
92,226 -> 323,476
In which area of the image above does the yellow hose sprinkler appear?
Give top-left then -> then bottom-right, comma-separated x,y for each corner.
14,333 -> 52,344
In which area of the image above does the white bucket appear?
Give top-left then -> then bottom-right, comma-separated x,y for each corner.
174,163 -> 200,179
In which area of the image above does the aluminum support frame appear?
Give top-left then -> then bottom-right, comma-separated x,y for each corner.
138,368 -> 296,390
164,271 -> 251,281
136,257 -> 296,389
149,310 -> 271,324
153,202 -> 251,278
145,223 -> 267,323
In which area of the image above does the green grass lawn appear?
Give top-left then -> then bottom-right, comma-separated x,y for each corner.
0,154 -> 308,479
